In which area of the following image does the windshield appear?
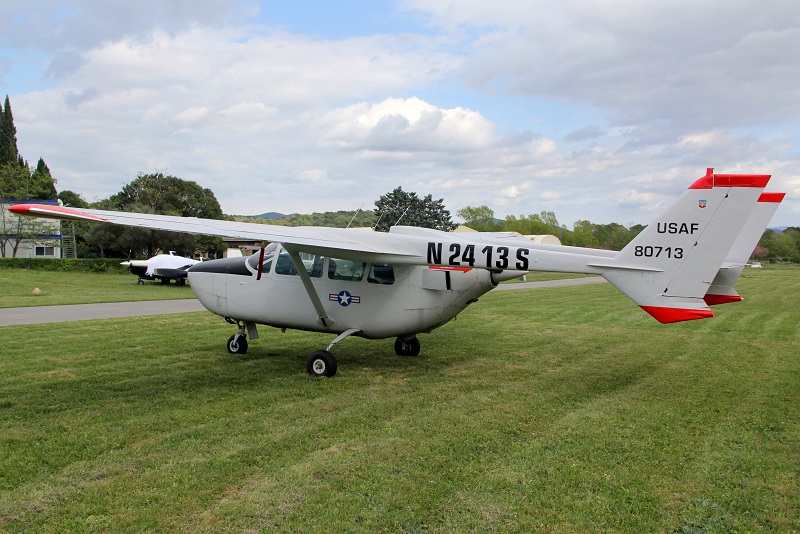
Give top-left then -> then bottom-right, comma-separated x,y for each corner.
246,242 -> 279,273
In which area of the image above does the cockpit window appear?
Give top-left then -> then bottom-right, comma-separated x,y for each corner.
275,249 -> 324,278
328,258 -> 366,282
246,242 -> 278,273
368,263 -> 395,285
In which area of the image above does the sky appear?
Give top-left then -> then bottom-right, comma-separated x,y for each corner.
1,0 -> 798,228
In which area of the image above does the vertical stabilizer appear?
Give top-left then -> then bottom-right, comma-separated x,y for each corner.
705,191 -> 785,305
599,169 -> 770,322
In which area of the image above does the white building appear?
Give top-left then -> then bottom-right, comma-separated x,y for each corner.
0,199 -> 62,258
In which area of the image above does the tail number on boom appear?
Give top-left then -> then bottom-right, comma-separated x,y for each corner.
427,242 -> 530,270
634,246 -> 684,259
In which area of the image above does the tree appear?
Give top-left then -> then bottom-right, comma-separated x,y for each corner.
58,190 -> 88,208
29,158 -> 58,200
0,96 -> 20,166
591,222 -> 637,250
80,198 -> 123,258
570,220 -> 600,248
457,205 -> 497,231
373,187 -> 457,232
84,173 -> 226,258
109,173 -> 224,219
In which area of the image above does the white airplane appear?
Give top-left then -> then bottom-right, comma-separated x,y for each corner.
10,168 -> 780,377
121,251 -> 199,286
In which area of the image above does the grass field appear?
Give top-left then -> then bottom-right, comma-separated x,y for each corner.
0,268 -> 585,308
0,270 -> 196,308
0,266 -> 798,531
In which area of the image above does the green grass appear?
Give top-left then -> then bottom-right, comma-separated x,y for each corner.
0,267 -> 798,531
0,269 -> 195,308
0,267 -> 582,307
502,271 -> 592,284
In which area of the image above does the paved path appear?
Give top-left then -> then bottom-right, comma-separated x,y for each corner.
0,277 -> 607,327
493,276 -> 607,291
0,299 -> 206,326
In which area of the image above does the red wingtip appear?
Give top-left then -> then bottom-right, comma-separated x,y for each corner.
641,305 -> 714,323
758,192 -> 786,203
9,204 -> 108,222
703,294 -> 743,306
8,204 -> 30,216
688,168 -> 771,189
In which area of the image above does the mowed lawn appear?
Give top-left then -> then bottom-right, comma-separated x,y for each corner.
0,267 -> 579,308
0,267 -> 797,532
0,269 -> 196,308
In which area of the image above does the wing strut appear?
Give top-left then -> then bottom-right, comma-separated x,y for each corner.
284,246 -> 335,328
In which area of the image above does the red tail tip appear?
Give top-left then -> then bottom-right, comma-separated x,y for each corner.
641,306 -> 714,323
703,294 -> 743,306
689,169 -> 771,189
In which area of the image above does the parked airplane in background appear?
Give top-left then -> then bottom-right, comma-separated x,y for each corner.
11,169 -> 782,377
121,252 -> 199,286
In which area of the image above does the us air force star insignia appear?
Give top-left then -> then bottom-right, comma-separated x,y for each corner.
329,290 -> 361,306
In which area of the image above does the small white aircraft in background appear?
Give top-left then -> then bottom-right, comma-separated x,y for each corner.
121,251 -> 199,286
11,169 -> 782,377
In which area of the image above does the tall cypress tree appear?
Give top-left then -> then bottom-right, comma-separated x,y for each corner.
30,158 -> 58,200
0,96 -> 20,166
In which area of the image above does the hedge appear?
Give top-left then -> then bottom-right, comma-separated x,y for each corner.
0,258 -> 128,273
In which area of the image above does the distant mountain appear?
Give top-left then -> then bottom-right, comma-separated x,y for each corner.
232,212 -> 297,219
260,212 -> 298,219
769,226 -> 789,234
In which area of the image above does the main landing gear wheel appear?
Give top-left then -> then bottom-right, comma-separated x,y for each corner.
394,336 -> 421,356
307,350 -> 337,377
227,334 -> 248,355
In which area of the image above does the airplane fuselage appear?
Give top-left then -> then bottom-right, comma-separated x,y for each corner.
188,248 -> 495,339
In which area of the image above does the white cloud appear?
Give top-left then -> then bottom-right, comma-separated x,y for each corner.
322,97 -> 496,154
173,106 -> 210,129
616,189 -> 662,211
405,0 -> 800,131
3,1 -> 798,228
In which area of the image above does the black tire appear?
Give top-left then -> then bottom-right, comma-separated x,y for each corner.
137,279 -> 145,285
176,278 -> 186,287
394,336 -> 421,356
227,334 -> 248,354
307,350 -> 337,377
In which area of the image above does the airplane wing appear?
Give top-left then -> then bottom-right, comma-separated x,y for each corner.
8,204 -> 425,262
9,168 -> 773,324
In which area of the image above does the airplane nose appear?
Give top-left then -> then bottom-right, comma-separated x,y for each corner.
188,257 -> 250,275
188,257 -> 251,317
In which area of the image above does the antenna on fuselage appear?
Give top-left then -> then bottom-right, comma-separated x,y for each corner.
394,204 -> 411,226
346,204 -> 363,229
